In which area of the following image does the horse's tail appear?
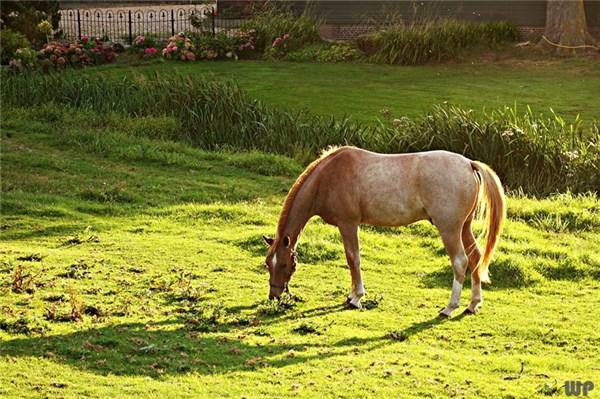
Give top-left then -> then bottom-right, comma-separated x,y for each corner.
470,161 -> 506,284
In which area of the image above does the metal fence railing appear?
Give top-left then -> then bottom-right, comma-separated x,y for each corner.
59,4 -> 245,44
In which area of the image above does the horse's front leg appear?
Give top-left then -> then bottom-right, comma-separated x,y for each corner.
339,223 -> 365,309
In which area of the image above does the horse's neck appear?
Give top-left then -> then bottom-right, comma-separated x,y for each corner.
278,180 -> 317,246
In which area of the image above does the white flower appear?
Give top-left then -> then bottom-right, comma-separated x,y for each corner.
565,150 -> 579,160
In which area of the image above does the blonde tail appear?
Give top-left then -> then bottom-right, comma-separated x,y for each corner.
471,161 -> 507,284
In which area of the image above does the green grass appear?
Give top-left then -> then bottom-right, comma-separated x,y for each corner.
89,59 -> 600,124
1,101 -> 599,398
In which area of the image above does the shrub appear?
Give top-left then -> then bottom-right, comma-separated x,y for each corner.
239,4 -> 321,55
162,33 -> 196,61
8,47 -> 38,73
286,43 -> 364,63
235,29 -> 258,58
2,72 -> 597,195
131,35 -> 159,59
0,29 -> 31,64
193,33 -> 237,60
357,20 -> 519,65
266,32 -> 291,58
35,37 -> 115,71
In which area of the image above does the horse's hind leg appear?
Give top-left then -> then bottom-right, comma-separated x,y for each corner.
438,226 -> 469,318
339,223 -> 364,309
462,216 -> 483,314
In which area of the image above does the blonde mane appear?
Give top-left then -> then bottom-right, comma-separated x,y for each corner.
276,146 -> 347,237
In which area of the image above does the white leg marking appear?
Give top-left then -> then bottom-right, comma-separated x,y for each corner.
441,279 -> 463,316
349,281 -> 365,308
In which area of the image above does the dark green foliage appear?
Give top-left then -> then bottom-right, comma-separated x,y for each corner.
0,1 -> 60,44
0,29 -> 30,64
358,20 -> 519,65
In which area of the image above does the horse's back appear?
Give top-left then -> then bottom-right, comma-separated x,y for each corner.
317,147 -> 478,227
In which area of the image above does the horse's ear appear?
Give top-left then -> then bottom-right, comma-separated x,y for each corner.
282,235 -> 290,248
262,235 -> 274,246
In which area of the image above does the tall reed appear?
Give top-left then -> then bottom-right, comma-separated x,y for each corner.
357,20 -> 519,65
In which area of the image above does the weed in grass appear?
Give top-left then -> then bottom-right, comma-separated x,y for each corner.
291,322 -> 320,335
11,264 -> 39,294
184,302 -> 226,332
0,316 -> 48,335
361,294 -> 383,310
16,253 -> 44,262
256,294 -> 299,316
68,286 -> 84,322
60,260 -> 92,279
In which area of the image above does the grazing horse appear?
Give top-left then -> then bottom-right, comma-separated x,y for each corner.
263,146 -> 505,317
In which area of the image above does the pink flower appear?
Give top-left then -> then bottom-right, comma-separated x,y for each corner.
144,47 -> 157,56
272,37 -> 282,48
81,35 -> 89,43
135,35 -> 144,46
283,33 -> 290,40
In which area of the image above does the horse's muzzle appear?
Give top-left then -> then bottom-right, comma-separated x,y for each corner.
268,282 -> 288,300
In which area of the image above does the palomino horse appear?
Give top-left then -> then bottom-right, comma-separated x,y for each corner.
263,146 -> 505,317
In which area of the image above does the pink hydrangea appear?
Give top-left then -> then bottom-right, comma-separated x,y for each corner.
144,47 -> 157,56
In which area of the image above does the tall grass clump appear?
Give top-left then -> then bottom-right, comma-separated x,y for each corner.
357,20 -> 519,65
2,71 -> 598,195
239,3 -> 321,55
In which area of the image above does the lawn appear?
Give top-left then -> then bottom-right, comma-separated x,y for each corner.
93,59 -> 600,124
0,60 -> 599,398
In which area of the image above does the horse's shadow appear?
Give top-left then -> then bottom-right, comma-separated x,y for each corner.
0,300 -> 460,377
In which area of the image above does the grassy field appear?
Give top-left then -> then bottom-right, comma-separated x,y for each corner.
92,59 -> 600,123
1,59 -> 599,398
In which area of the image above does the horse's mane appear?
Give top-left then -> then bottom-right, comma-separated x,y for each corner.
277,146 -> 348,236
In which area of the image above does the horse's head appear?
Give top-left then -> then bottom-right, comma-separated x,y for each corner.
263,235 -> 297,300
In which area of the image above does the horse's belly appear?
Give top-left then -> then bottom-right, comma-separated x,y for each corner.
360,199 -> 427,227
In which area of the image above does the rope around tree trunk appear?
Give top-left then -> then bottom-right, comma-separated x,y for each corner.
541,35 -> 599,50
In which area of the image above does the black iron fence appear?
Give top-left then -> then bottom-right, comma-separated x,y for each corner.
59,4 -> 244,44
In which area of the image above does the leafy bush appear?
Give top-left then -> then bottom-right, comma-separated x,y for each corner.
286,43 -> 364,63
193,33 -> 237,60
2,72 -> 598,195
0,29 -> 30,64
357,20 -> 519,65
239,4 -> 321,55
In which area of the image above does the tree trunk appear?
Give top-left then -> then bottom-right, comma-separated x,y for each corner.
542,0 -> 595,54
